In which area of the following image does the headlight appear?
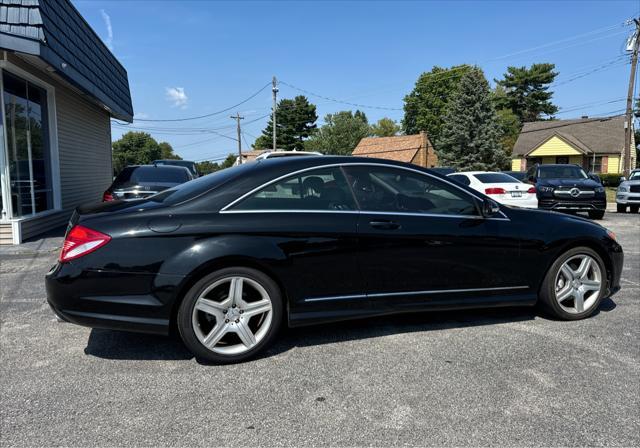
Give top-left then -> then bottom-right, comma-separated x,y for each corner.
538,185 -> 554,193
618,185 -> 628,192
606,229 -> 617,241
595,186 -> 605,193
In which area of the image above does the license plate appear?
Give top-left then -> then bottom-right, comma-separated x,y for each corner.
511,191 -> 522,198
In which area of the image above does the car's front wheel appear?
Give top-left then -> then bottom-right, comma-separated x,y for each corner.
617,204 -> 626,213
177,267 -> 283,363
539,247 -> 606,320
630,205 -> 639,214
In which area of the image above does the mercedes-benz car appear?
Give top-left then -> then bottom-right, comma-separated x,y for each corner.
616,169 -> 640,213
525,164 -> 606,219
47,157 -> 623,363
103,165 -> 193,202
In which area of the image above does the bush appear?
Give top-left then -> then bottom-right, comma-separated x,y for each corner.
599,173 -> 624,187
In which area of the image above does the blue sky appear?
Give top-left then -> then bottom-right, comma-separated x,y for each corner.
74,0 -> 639,163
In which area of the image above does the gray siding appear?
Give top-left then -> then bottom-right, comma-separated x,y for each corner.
19,209 -> 67,241
56,79 -> 112,208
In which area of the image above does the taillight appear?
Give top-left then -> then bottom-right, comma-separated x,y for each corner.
485,187 -> 506,195
527,186 -> 536,193
102,191 -> 114,201
59,225 -> 111,262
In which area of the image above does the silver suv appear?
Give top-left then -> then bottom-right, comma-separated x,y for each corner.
616,169 -> 640,213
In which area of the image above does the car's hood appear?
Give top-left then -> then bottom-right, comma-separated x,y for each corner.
620,179 -> 640,187
537,178 -> 600,188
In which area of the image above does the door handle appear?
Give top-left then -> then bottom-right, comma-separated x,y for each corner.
369,220 -> 400,230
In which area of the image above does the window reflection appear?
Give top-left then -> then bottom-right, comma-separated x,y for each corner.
3,71 -> 52,217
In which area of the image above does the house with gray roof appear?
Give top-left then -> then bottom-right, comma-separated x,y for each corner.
0,0 -> 132,244
511,116 -> 636,175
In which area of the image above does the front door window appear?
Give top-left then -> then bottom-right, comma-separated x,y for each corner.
2,71 -> 53,218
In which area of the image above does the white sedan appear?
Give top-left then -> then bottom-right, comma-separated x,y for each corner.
447,171 -> 538,208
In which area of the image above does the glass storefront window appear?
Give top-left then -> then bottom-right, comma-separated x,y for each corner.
2,71 -> 52,218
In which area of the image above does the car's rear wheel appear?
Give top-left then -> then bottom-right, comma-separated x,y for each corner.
539,247 -> 606,320
177,267 -> 283,363
630,205 -> 639,214
588,210 -> 605,220
617,204 -> 627,213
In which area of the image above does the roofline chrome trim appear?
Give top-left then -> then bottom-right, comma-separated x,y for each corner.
219,161 -> 509,219
304,285 -> 530,303
220,209 -> 511,221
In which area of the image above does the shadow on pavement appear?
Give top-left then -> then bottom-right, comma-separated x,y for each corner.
84,299 -> 617,363
85,305 -> 542,362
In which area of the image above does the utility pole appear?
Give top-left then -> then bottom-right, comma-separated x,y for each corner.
272,76 -> 278,151
231,112 -> 244,164
623,18 -> 640,178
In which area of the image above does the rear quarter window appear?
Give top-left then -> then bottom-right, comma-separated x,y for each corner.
473,173 -> 519,183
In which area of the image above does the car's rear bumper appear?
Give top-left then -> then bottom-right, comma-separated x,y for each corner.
498,197 -> 538,209
45,262 -> 179,335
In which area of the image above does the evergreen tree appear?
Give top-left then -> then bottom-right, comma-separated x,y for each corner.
494,63 -> 558,122
402,65 -> 473,143
254,96 -> 318,150
437,68 -> 509,171
305,110 -> 370,155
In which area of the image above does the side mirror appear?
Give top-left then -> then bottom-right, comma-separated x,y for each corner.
482,198 -> 501,217
620,176 -> 626,183
588,173 -> 602,184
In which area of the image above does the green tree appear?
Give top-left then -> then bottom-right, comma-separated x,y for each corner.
494,63 -> 558,122
305,110 -> 370,155
370,117 -> 401,137
254,96 -> 318,150
402,65 -> 473,143
195,160 -> 219,175
112,132 -> 182,174
495,108 -> 521,157
437,67 -> 509,171
158,142 -> 181,160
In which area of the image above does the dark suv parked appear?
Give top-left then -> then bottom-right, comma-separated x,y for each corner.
526,164 -> 606,219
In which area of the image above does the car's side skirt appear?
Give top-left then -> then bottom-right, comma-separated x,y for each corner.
289,286 -> 537,327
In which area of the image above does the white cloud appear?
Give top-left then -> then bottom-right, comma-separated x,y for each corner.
165,87 -> 188,109
100,9 -> 113,51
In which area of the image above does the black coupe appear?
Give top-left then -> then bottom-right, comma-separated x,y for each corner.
46,157 -> 623,363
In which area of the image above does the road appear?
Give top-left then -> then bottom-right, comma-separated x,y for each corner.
1,213 -> 639,447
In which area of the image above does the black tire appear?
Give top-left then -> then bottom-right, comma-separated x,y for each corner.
177,267 -> 283,364
588,210 -> 605,220
539,246 -> 606,320
617,204 -> 627,213
630,205 -> 639,214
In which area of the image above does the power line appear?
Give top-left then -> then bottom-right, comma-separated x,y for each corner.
279,81 -> 403,111
128,82 -> 271,122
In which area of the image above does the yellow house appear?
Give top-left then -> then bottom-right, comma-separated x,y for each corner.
511,116 -> 636,174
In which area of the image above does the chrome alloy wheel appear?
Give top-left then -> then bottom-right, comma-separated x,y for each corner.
191,276 -> 273,355
554,254 -> 602,314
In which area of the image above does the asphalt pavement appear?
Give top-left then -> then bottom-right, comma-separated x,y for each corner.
1,212 -> 639,447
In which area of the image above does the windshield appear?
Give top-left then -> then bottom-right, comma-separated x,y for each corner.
113,166 -> 190,188
150,162 -> 255,204
473,173 -> 520,183
629,171 -> 640,181
539,165 -> 588,179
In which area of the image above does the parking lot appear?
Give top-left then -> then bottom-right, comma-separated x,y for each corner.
0,212 -> 638,447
